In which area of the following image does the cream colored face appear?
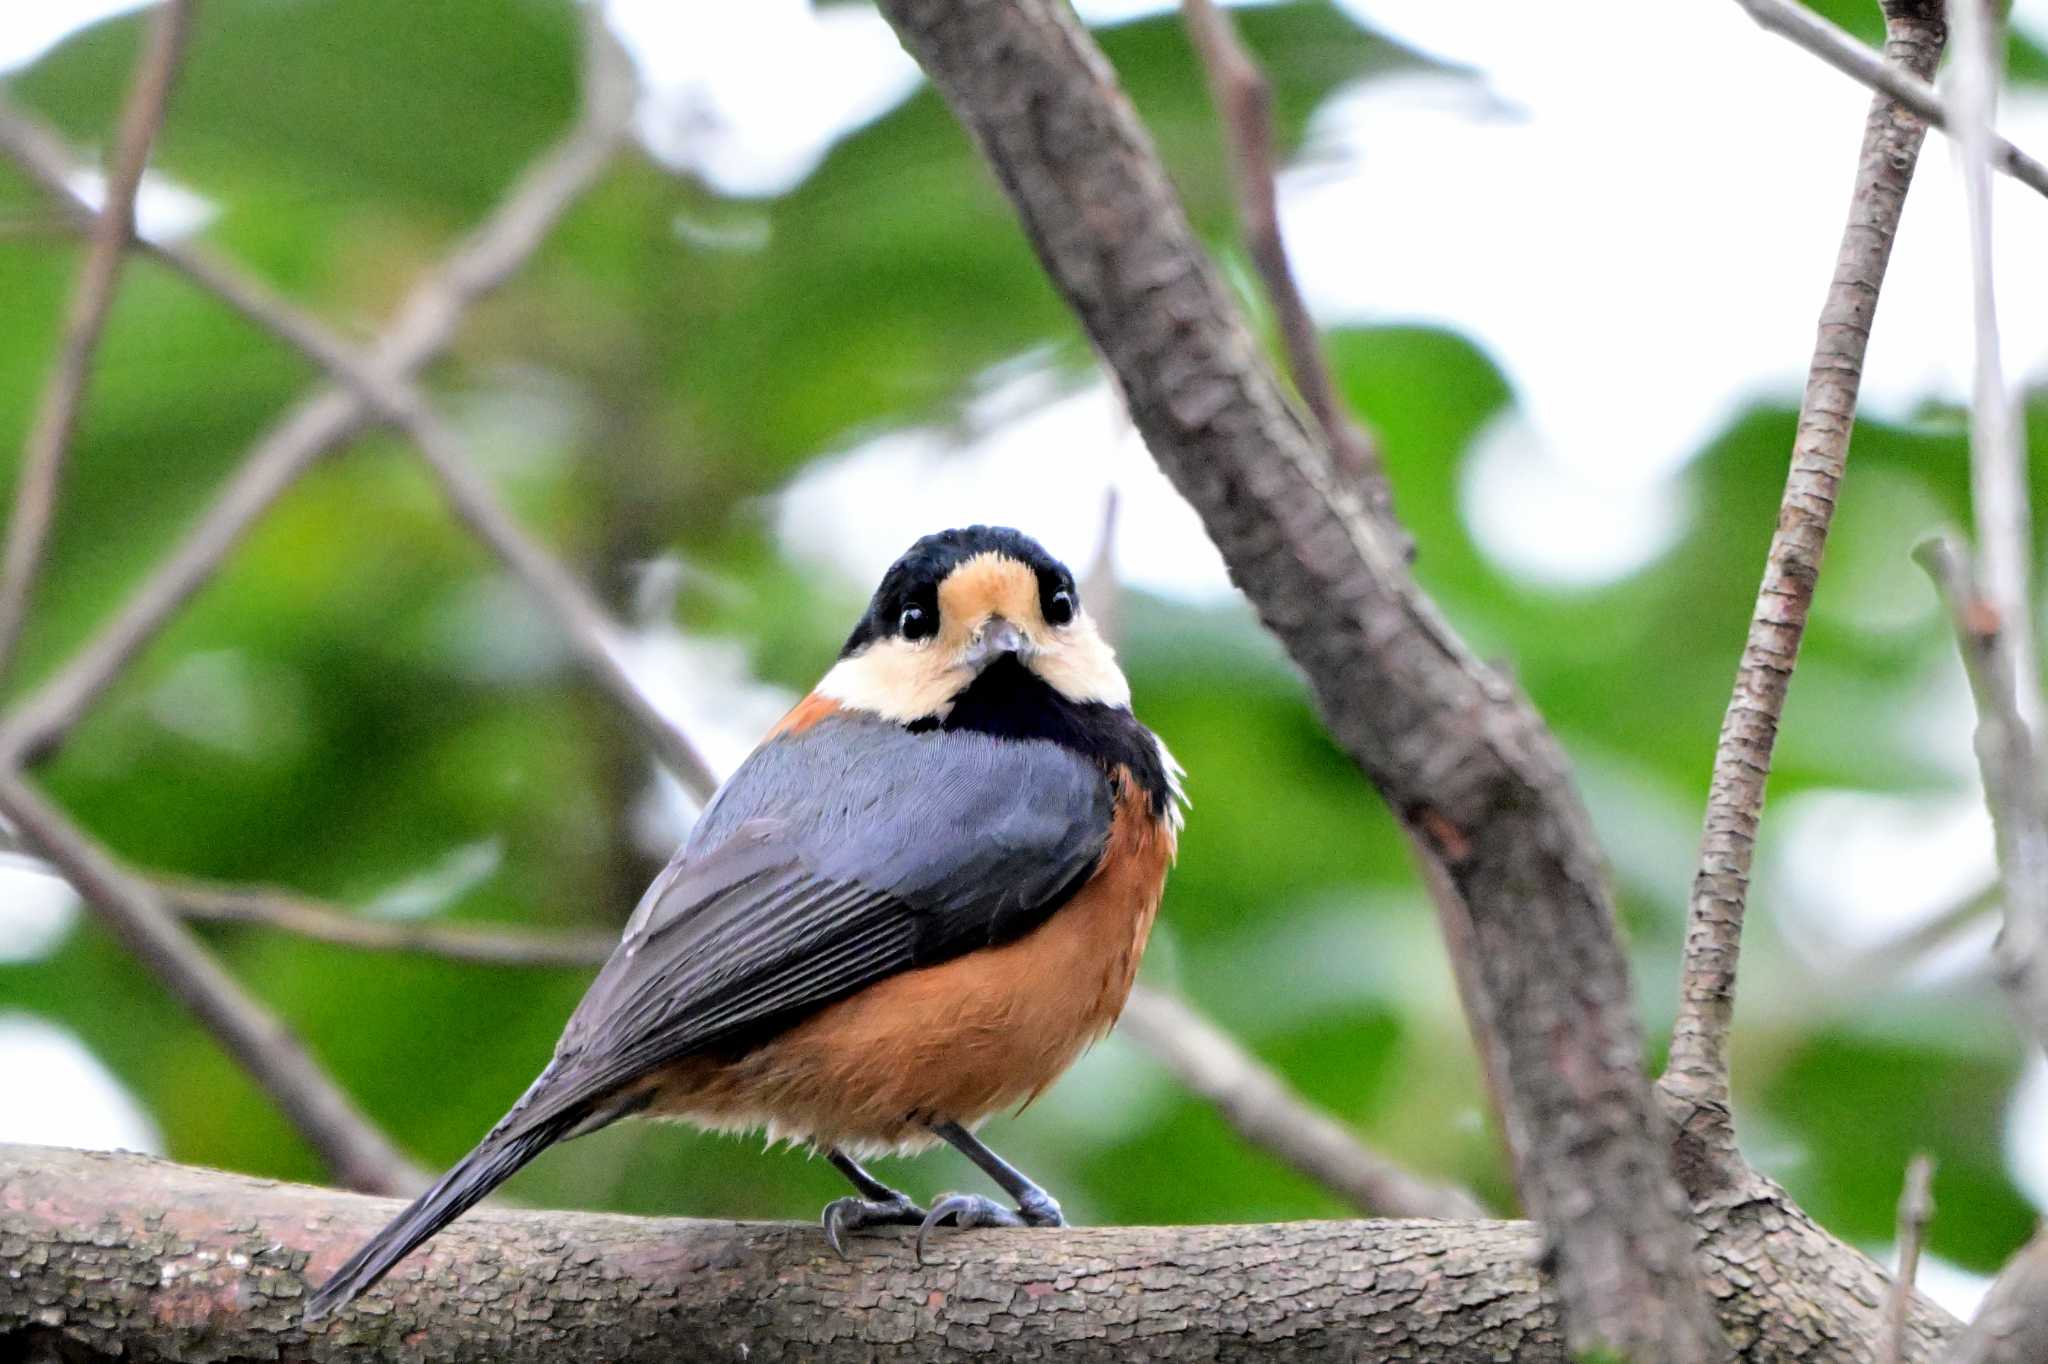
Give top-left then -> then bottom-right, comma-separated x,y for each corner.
818,552 -> 1130,723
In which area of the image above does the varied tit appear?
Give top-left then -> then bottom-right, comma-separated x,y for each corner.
307,524 -> 1184,1320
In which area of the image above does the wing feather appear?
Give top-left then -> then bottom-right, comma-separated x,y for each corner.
519,712 -> 1112,1124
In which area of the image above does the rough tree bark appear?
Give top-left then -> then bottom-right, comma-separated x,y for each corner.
0,1146 -> 1961,1363
872,0 -> 1722,1358
1664,0 -> 1946,1180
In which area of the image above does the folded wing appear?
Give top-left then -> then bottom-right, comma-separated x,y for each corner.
527,710 -> 1115,1124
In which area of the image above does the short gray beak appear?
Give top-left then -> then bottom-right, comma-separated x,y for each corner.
965,617 -> 1030,670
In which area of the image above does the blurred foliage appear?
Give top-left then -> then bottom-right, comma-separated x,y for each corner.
0,0 -> 2040,1285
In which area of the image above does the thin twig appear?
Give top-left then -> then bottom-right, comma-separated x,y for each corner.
1915,537 -> 2048,1057
1663,0 -> 1946,1171
0,773 -> 424,1195
1732,0 -> 2048,199
1119,984 -> 1486,1220
1952,0 -> 2039,731
1885,1153 -> 1936,1364
1177,0 -> 1395,529
161,876 -> 620,968
0,0 -> 194,682
0,8 -> 634,770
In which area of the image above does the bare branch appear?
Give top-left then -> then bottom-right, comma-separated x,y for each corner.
1885,1153 -> 1937,1364
1663,0 -> 1946,1175
0,10 -> 634,770
876,1 -> 1724,1355
1732,0 -> 2048,200
1915,536 -> 2048,1056
0,1145 -> 1969,1362
0,0 -> 194,681
1946,1228 -> 2048,1364
0,103 -> 719,796
0,777 -> 422,1195
161,876 -> 620,968
1176,0 -> 1395,528
1120,984 -> 1486,1220
406,410 -> 722,799
1952,0 -> 2038,731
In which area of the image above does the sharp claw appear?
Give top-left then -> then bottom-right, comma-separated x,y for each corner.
820,1194 -> 926,1259
913,1200 -> 951,1266
915,1192 -> 1030,1265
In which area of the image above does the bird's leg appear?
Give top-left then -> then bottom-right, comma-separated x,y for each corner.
915,1120 -> 1065,1262
820,1148 -> 926,1258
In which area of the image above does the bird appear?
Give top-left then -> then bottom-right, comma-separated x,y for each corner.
304,524 -> 1183,1321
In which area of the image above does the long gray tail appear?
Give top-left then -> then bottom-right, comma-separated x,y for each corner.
302,1102 -> 587,1322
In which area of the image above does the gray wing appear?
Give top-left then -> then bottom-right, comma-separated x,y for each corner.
528,710 -> 1113,1119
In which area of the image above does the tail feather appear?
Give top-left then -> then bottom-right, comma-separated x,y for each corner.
303,1108 -> 580,1322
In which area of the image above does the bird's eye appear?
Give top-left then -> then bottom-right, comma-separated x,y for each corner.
899,604 -> 936,641
1045,589 -> 1076,627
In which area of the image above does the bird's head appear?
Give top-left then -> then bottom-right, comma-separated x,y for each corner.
819,526 -> 1128,725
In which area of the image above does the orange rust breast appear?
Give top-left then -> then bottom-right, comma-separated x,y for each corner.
765,691 -> 841,739
640,766 -> 1174,1155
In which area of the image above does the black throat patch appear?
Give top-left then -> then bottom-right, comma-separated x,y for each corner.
923,655 -> 1173,817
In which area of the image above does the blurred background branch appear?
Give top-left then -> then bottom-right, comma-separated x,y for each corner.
0,52 -> 719,796
1946,1227 -> 2048,1364
0,0 -> 191,681
0,4 -> 634,771
1917,537 -> 2048,1058
0,774 -> 423,1193
1177,0 -> 1395,533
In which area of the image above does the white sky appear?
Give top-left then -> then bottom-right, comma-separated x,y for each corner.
3,2 -> 2043,1311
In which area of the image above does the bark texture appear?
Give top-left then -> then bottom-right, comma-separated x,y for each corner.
1665,0 -> 1947,1171
0,1146 -> 1960,1363
872,0 -> 1720,1357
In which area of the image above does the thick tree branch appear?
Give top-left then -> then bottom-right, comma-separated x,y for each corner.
0,8 -> 633,770
0,1146 -> 1962,1362
0,0 -> 193,682
0,779 -> 423,1195
1731,0 -> 2048,199
1176,0 -> 1394,528
874,1 -> 1723,1357
1664,0 -> 1945,1177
